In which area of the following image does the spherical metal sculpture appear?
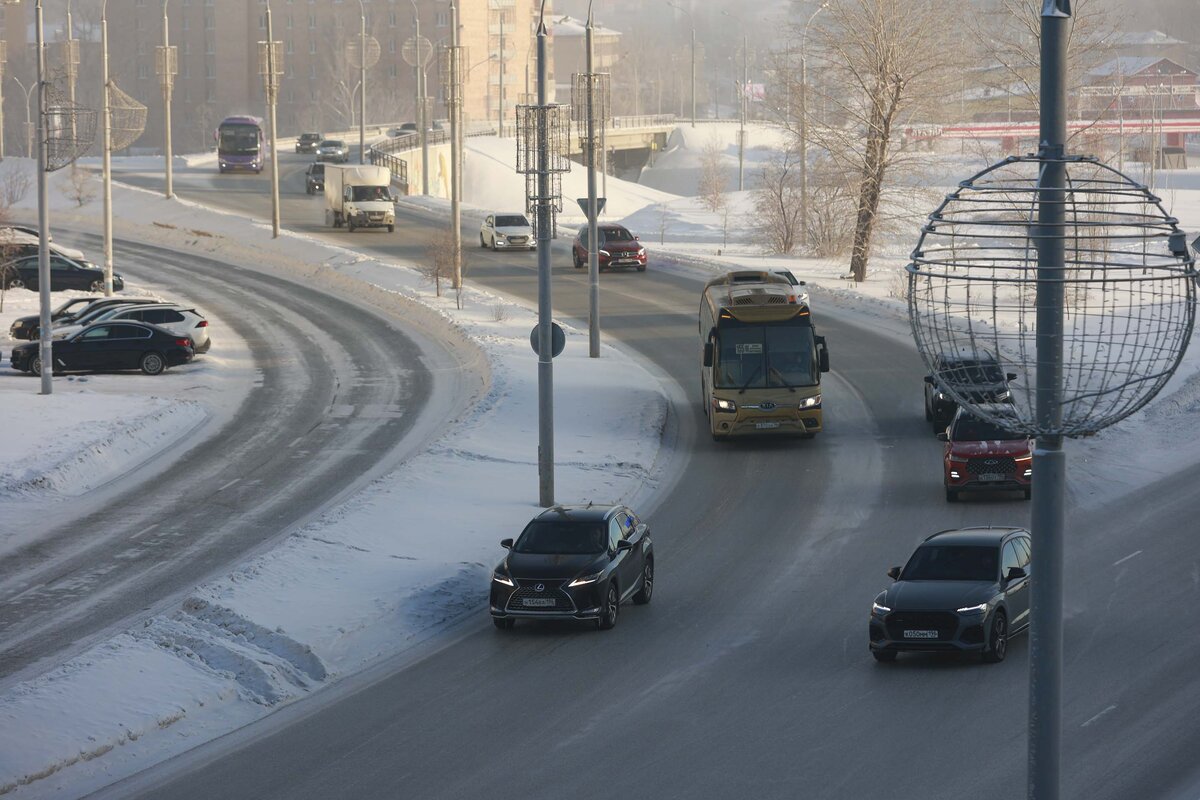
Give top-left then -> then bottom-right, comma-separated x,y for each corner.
907,154 -> 1197,437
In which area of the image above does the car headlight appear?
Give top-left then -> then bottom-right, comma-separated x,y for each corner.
568,571 -> 604,587
637,247 -> 646,256
799,394 -> 821,408
599,249 -> 610,257
714,398 -> 736,412
491,570 -> 514,587
956,602 -> 988,614
994,390 -> 1012,401
872,601 -> 891,615
935,391 -> 947,401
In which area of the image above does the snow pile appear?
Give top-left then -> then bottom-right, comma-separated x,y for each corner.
637,121 -> 791,197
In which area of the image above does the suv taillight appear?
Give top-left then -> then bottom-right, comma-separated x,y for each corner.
195,320 -> 208,327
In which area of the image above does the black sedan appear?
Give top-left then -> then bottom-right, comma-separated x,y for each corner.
296,132 -> 322,153
490,504 -> 654,630
11,297 -> 161,340
1,254 -> 125,293
10,321 -> 194,376
869,526 -> 1031,663
305,163 -> 325,194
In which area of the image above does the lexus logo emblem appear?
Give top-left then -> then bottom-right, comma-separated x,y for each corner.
535,583 -> 545,592
759,401 -> 777,411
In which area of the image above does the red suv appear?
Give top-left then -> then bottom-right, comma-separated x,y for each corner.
938,405 -> 1032,502
572,224 -> 647,272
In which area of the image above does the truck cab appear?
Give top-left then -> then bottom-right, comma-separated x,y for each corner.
323,165 -> 396,233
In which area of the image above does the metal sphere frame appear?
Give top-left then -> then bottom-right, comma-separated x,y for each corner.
907,153 -> 1197,438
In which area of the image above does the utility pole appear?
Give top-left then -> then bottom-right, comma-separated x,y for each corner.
799,3 -> 826,253
358,0 -> 367,164
260,4 -> 282,238
35,0 -> 53,394
498,14 -> 505,137
158,0 -> 175,199
410,0 -> 430,195
64,0 -> 79,142
738,35 -> 747,191
536,14 -> 553,506
0,42 -> 6,161
666,2 -> 695,127
449,1 -> 463,289
585,3 -> 601,357
101,0 -> 112,295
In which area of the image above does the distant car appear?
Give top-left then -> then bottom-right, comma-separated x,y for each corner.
305,162 -> 326,194
0,227 -> 86,260
10,321 -> 194,376
923,347 -> 1016,433
571,224 -> 647,272
295,132 -> 323,154
479,213 -> 535,251
0,253 -> 125,293
939,405 -> 1032,502
490,504 -> 654,631
392,122 -> 419,137
869,526 -> 1032,663
772,269 -> 810,306
55,304 -> 211,354
9,297 -> 99,340
15,297 -> 161,340
315,139 -> 350,163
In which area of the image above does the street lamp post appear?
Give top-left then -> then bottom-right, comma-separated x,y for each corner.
11,75 -> 35,159
33,0 -> 53,393
410,0 -> 429,195
799,2 -> 826,253
357,0 -> 367,164
0,42 -> 6,160
101,0 -> 113,295
665,1 -> 695,127
448,1 -> 463,290
497,14 -> 505,138
261,2 -> 281,238
738,35 -> 746,191
159,0 -> 175,199
585,1 -> 601,358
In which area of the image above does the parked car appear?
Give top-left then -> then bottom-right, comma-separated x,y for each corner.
772,269 -> 810,306
295,132 -> 323,154
315,139 -> 350,163
0,227 -> 86,260
0,253 -> 125,293
10,321 -> 194,376
939,405 -> 1032,502
923,347 -> 1016,433
9,297 -> 99,340
305,162 -> 326,194
16,297 -> 161,340
479,213 -> 535,251
572,224 -> 647,272
490,504 -> 654,631
390,122 -> 419,137
55,304 -> 211,353
868,526 -> 1032,663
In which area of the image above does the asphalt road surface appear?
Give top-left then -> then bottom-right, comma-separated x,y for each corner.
0,234 -> 467,686
96,152 -> 1200,799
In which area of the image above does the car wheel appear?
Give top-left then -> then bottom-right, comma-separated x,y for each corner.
945,488 -> 958,502
30,356 -> 42,377
480,233 -> 487,248
306,186 -> 313,195
983,610 -> 1008,663
89,279 -> 105,293
572,251 -> 583,269
140,351 -> 166,376
637,264 -> 647,272
1023,487 -> 1032,500
924,398 -> 933,421
347,219 -> 356,232
388,224 -> 395,233
872,649 -> 898,663
633,558 -> 654,605
492,617 -> 515,631
597,581 -> 619,630
8,278 -> 25,290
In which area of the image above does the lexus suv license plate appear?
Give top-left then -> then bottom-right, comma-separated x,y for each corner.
904,630 -> 938,639
522,597 -> 556,607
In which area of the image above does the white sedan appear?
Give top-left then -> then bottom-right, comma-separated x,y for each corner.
480,213 -> 536,251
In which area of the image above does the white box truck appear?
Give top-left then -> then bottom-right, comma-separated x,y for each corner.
324,164 -> 396,232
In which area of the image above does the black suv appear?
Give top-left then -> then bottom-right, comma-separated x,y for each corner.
923,348 -> 1016,432
869,526 -> 1031,663
296,132 -> 322,153
305,162 -> 325,194
490,504 -> 654,630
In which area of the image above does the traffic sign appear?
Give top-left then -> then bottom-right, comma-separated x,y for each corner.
530,323 -> 566,358
575,197 -> 606,216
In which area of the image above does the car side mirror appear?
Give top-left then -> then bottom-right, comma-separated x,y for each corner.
1006,566 -> 1026,582
703,342 -> 714,367
1006,372 -> 1018,382
500,538 -> 514,549
616,540 -> 634,552
887,566 -> 901,580
635,235 -> 640,241
818,347 -> 830,373
634,523 -> 648,537
923,375 -> 935,385
936,432 -> 948,442
798,280 -> 807,286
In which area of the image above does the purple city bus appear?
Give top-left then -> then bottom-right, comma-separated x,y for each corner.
215,116 -> 266,174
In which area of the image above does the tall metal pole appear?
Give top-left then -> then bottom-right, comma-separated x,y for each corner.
0,44 -> 7,161
535,6 -> 554,507
101,0 -> 114,296
738,35 -> 746,191
690,25 -> 696,127
586,3 -> 600,358
65,0 -> 77,142
411,0 -> 429,195
358,0 -> 367,164
450,1 -> 462,289
498,14 -> 505,137
266,3 -> 280,238
1028,2 -> 1070,799
800,4 -> 825,254
161,0 -> 173,199
35,0 -> 53,394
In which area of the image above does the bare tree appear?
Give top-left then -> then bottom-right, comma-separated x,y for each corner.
423,226 -> 465,308
804,156 -> 859,258
752,143 -> 804,255
804,0 -> 965,281
697,135 -> 728,213
0,168 -> 32,311
61,164 -> 97,207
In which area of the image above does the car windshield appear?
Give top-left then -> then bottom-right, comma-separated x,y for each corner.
309,164 -> 324,175
218,125 -> 260,154
714,318 -> 818,389
938,359 -> 1004,385
514,521 -> 607,555
301,134 -> 320,141
902,545 -> 998,582
495,215 -> 529,228
600,227 -> 634,243
951,415 -> 1025,441
321,140 -> 344,148
351,186 -> 392,202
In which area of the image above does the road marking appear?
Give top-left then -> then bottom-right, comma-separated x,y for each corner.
217,478 -> 242,492
131,523 -> 159,540
1113,550 -> 1143,567
287,436 -> 303,448
7,582 -> 46,603
1082,705 -> 1117,727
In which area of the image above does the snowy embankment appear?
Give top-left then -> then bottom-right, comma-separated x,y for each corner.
0,158 -> 671,798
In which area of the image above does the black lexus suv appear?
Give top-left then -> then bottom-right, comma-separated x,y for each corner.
869,526 -> 1031,663
490,504 -> 654,631
923,348 -> 1016,433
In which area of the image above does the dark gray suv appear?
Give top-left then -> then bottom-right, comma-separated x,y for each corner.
923,348 -> 1016,433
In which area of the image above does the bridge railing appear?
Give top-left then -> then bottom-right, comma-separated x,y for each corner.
608,114 -> 677,129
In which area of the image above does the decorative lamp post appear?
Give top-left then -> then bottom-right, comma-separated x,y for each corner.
155,0 -> 177,199
665,1 -> 695,127
799,2 -> 827,253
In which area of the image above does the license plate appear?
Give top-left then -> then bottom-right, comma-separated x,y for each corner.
903,630 -> 939,639
979,473 -> 1003,482
755,421 -> 781,429
522,597 -> 556,607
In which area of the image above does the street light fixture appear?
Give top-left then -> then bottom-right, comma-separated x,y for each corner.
665,1 -> 696,127
344,1 -> 380,164
409,0 -> 430,195
258,2 -> 282,238
11,74 -> 36,158
799,2 -> 828,253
